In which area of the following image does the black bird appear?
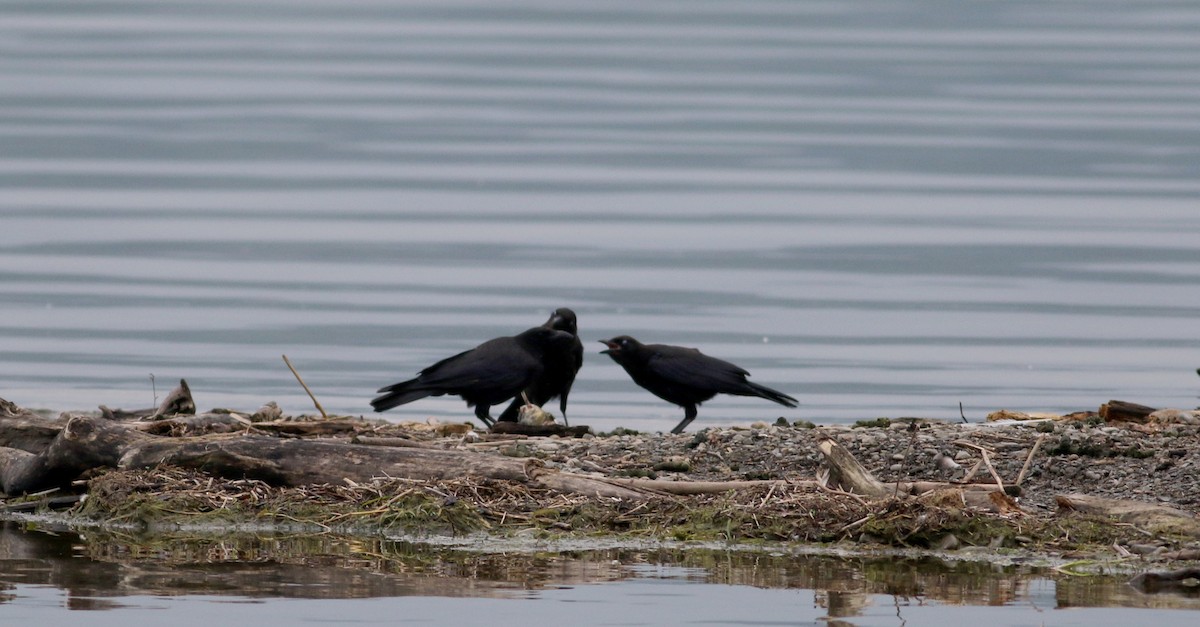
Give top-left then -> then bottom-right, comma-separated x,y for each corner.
495,308 -> 584,425
599,335 -> 797,434
371,326 -> 577,427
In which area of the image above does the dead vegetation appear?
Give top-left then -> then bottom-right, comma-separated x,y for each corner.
3,386 -> 1200,564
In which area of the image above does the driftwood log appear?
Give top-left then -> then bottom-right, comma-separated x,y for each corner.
0,399 -> 65,453
818,437 -> 890,497
1099,399 -> 1158,423
0,414 -> 649,499
1055,493 -> 1200,538
5,394 -> 1198,544
99,378 -> 197,421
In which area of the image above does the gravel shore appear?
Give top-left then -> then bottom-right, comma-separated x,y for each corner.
536,413 -> 1200,514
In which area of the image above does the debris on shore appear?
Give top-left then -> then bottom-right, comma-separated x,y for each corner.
3,386 -> 1199,567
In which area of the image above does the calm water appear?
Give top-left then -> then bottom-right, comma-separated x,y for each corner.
2,2 -> 1200,622
3,1 -> 1200,433
3,523 -> 1200,626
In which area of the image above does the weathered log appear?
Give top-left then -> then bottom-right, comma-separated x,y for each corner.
608,478 -> 805,495
817,437 -> 890,497
118,434 -> 648,499
351,435 -> 439,449
1,494 -> 84,512
130,413 -> 369,438
133,413 -> 253,436
0,407 -> 66,453
1,414 -> 648,499
98,379 -> 196,421
818,437 -> 1023,513
1099,399 -> 1157,423
2,416 -> 152,495
489,422 -> 591,438
1055,494 -> 1200,537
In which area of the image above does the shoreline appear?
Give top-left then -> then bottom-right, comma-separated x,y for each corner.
3,396 -> 1199,574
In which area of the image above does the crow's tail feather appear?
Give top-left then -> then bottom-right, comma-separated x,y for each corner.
743,381 -> 798,408
370,381 -> 434,412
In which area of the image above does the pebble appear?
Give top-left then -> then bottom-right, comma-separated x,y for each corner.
545,416 -> 1200,514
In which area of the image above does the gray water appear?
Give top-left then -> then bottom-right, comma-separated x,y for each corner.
3,1 -> 1200,433
3,523 -> 1200,626
2,1 -> 1200,623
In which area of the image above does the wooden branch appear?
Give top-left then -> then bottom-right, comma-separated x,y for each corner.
1099,400 -> 1157,424
1015,434 -> 1046,486
817,437 -> 889,497
351,436 -> 440,449
99,379 -> 196,421
132,413 -> 254,436
0,409 -> 66,454
0,414 -> 650,500
283,355 -> 327,419
953,440 -> 1005,492
2,415 -> 152,495
488,422 -> 591,437
606,478 -> 804,495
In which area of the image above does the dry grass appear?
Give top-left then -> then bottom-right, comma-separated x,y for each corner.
73,467 -> 1057,550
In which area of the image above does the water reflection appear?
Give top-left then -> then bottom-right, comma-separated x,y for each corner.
2,521 -> 1197,616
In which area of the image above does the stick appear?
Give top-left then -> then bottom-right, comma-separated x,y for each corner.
954,440 -> 1004,492
1015,434 -> 1047,486
282,354 -> 328,419
959,459 -> 984,484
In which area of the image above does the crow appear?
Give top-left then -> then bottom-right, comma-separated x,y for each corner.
371,326 -> 577,427
495,308 -> 584,425
599,335 -> 797,434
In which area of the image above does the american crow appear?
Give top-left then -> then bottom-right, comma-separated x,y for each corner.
495,308 -> 584,425
371,326 -> 577,427
599,335 -> 797,434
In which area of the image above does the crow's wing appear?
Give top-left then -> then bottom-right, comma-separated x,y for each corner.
645,345 -> 750,392
417,337 -> 541,393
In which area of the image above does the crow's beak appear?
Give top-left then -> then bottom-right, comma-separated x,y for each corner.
599,339 -> 617,354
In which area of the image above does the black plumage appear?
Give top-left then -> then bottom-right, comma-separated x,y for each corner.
495,308 -> 584,425
371,326 -> 577,426
600,335 -> 797,434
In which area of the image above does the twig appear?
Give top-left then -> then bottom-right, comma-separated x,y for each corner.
894,420 -> 919,498
839,514 -> 874,535
1112,542 -> 1133,558
1015,434 -> 1047,486
953,440 -> 1004,492
958,459 -> 984,484
282,354 -> 328,419
959,402 -> 968,424
759,481 -> 779,507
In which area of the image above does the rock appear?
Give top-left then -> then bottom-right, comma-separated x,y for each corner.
935,453 -> 961,471
934,534 -> 960,550
653,456 -> 692,473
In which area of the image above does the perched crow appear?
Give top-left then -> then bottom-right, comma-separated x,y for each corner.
496,308 -> 584,425
371,326 -> 577,427
599,335 -> 797,434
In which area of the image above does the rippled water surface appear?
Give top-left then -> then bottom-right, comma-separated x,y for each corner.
3,0 -> 1199,435
3,524 -> 1200,626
